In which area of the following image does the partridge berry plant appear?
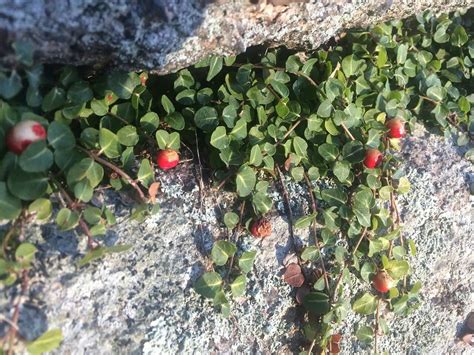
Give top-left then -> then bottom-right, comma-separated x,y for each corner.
0,9 -> 473,355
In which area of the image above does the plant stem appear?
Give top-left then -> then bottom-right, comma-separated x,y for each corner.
51,178 -> 97,250
303,173 -> 330,291
276,165 -> 297,254
340,122 -> 356,141
276,118 -> 304,146
77,146 -> 147,203
226,200 -> 246,280
6,269 -> 28,355
419,95 -> 439,105
374,297 -> 381,354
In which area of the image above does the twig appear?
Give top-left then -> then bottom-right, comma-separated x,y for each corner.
226,201 -> 246,280
51,178 -> 97,250
352,227 -> 368,257
340,122 -> 356,141
276,165 -> 297,254
329,62 -> 341,79
194,130 -> 205,206
276,118 -> 304,146
1,216 -> 23,259
303,173 -> 330,291
419,95 -> 439,105
77,146 -> 147,203
374,297 -> 381,354
308,338 -> 317,355
6,269 -> 28,355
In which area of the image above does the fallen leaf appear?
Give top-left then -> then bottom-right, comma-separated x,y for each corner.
283,263 -> 304,287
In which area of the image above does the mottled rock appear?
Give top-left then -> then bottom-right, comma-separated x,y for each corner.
1,125 -> 472,354
0,0 -> 470,73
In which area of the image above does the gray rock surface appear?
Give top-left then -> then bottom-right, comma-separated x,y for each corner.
0,0 -> 470,73
2,124 -> 472,354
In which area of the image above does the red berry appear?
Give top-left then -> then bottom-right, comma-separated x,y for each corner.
372,270 -> 393,293
156,149 -> 179,170
250,218 -> 271,238
385,118 -> 406,138
363,148 -> 383,169
6,120 -> 47,155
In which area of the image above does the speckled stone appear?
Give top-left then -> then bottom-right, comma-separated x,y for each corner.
1,124 -> 472,354
0,0 -> 470,73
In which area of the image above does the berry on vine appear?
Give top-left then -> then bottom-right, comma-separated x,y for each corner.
6,120 -> 47,154
156,149 -> 179,170
385,118 -> 406,139
372,270 -> 394,293
363,148 -> 383,169
250,218 -> 272,238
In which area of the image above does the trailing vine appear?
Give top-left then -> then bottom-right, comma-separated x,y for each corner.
0,9 -> 473,354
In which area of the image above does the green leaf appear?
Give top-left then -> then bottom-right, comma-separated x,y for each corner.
321,188 -> 347,206
270,79 -> 289,98
19,141 -> 53,173
194,272 -> 222,299
293,137 -> 308,158
342,141 -> 365,163
426,86 -> 446,102
48,122 -> 76,150
356,326 -> 374,343
137,159 -> 154,188
249,145 -> 263,167
397,177 -> 410,194
342,54 -> 363,77
396,43 -> 408,64
27,329 -> 63,355
83,207 -> 102,225
194,106 -> 218,131
230,118 -> 247,140
333,160 -> 350,182
360,262 -> 376,282
99,128 -> 122,158
317,99 -> 333,118
0,71 -> 22,99
108,72 -> 140,100
224,212 -> 239,229
91,99 -> 109,116
295,214 -> 316,229
211,240 -> 237,266
236,165 -> 256,197
74,180 -> 93,202
168,132 -> 181,150
318,143 -> 339,162
140,112 -> 160,133
28,198 -> 52,221
301,246 -> 320,262
207,56 -> 224,81
376,45 -> 388,68
155,130 -> 169,150
303,292 -> 330,314
210,126 -> 229,150
67,81 -> 93,104
291,167 -> 304,182
352,293 -> 377,314
55,208 -> 80,231
451,25 -> 468,47
42,87 -> 66,112
230,274 -> 247,298
7,169 -> 48,201
252,191 -> 272,214
165,112 -> 185,131
385,259 -> 409,280
117,125 -> 139,146
15,242 -> 37,264
239,250 -> 257,274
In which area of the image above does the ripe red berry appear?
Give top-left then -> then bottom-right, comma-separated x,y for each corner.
156,149 -> 179,170
372,270 -> 394,293
363,148 -> 383,169
6,120 -> 47,155
250,218 -> 271,238
385,118 -> 406,138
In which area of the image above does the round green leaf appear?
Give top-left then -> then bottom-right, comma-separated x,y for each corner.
303,292 -> 330,314
28,198 -> 52,221
236,165 -> 256,197
18,141 -> 53,173
352,293 -> 377,314
194,271 -> 222,299
7,169 -> 48,201
55,208 -> 80,231
194,106 -> 218,131
117,125 -> 139,146
211,240 -> 237,266
0,182 -> 22,220
224,212 -> 239,229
